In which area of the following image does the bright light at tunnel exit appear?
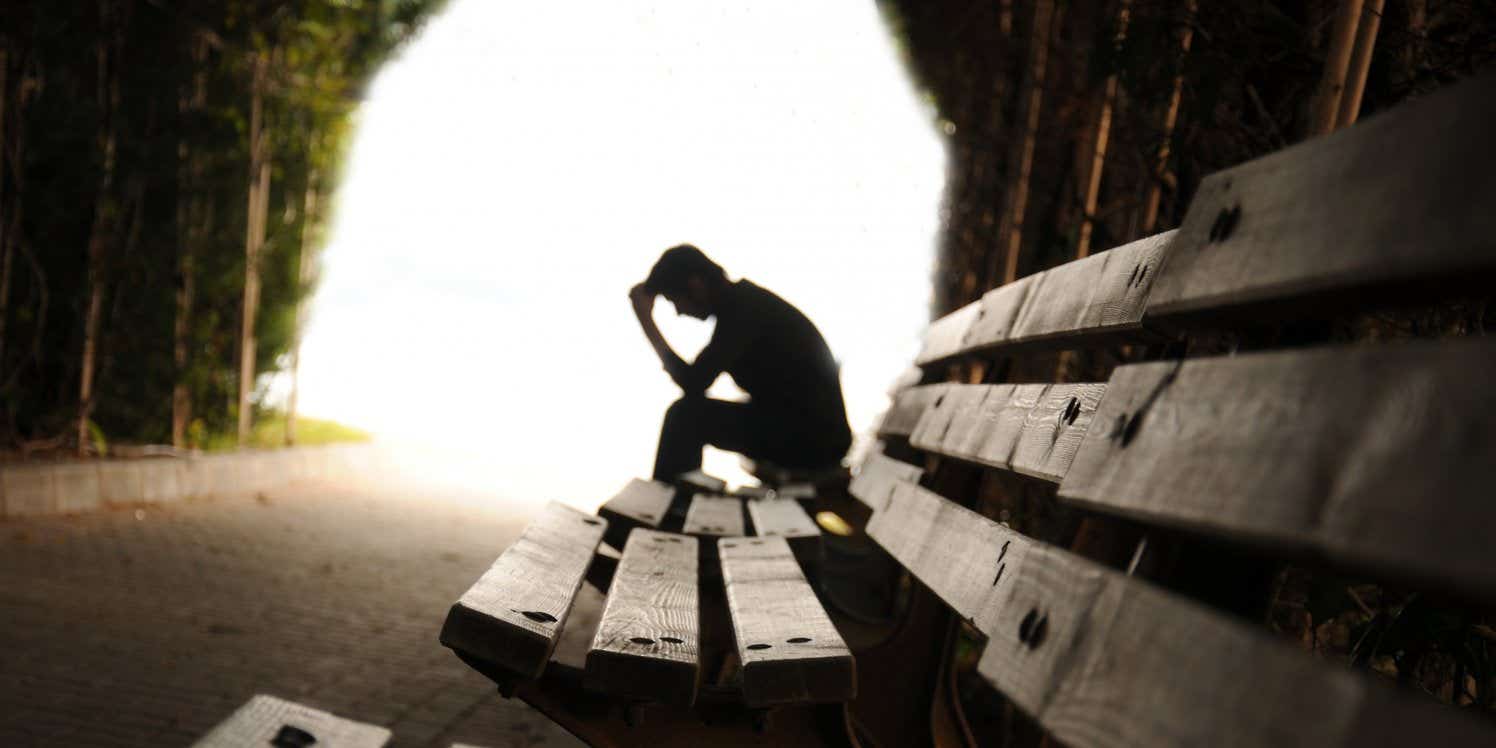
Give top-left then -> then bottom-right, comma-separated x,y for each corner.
287,0 -> 945,510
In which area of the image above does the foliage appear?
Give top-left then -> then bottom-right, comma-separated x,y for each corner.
0,0 -> 446,450
200,410 -> 370,452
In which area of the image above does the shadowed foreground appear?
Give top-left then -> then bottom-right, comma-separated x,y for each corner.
0,479 -> 581,747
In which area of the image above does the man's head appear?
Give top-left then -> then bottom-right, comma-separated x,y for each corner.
644,244 -> 728,319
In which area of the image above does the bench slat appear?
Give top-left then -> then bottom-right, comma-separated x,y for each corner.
848,447 -> 924,512
915,299 -> 981,365
597,478 -> 673,548
961,276 -> 1036,355
746,497 -> 820,540
867,481 -> 1032,636
682,494 -> 745,537
719,537 -> 855,706
878,383 -> 952,438
1010,382 -> 1108,482
982,544 -> 1496,748
1006,231 -> 1175,347
585,529 -> 699,706
1146,72 -> 1496,322
1060,338 -> 1496,598
914,231 -> 1175,366
908,383 -> 1105,484
193,695 -> 391,747
870,480 -> 1495,747
440,502 -> 607,679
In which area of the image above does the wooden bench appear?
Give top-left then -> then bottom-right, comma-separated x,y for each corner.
441,72 -> 1496,746
193,695 -> 391,747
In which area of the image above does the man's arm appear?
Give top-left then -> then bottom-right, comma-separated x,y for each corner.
629,283 -> 689,376
629,283 -> 740,396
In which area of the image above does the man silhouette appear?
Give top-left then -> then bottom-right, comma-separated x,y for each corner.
630,244 -> 852,483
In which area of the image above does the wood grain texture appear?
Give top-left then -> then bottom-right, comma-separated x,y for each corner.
915,299 -> 981,365
192,694 -> 390,747
1008,231 -> 1175,345
866,481 -> 1034,637
848,447 -> 924,512
870,481 -> 1496,747
978,547 -> 1496,748
878,384 -> 952,438
683,494 -> 745,537
1060,338 -> 1496,598
1009,382 -> 1108,482
746,498 -> 821,540
596,478 -> 673,548
439,502 -> 607,679
962,275 -> 1037,353
1146,72 -> 1496,321
909,384 -> 1004,462
585,529 -> 700,706
718,537 -> 855,706
908,382 -> 1105,483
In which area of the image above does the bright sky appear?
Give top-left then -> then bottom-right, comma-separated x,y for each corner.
291,0 -> 945,510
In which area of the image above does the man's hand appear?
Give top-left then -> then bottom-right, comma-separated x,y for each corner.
629,283 -> 655,317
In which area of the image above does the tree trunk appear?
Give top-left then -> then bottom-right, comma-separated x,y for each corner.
0,47 -> 11,371
173,37 -> 208,449
1140,0 -> 1196,236
285,168 -> 318,447
991,0 -> 1059,287
237,48 -> 271,447
1075,0 -> 1131,258
78,1 -> 121,456
1307,0 -> 1367,137
1334,0 -> 1384,129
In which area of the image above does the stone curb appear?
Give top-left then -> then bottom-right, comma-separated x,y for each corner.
0,443 -> 384,520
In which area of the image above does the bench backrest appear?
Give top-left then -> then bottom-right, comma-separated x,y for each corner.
856,71 -> 1496,748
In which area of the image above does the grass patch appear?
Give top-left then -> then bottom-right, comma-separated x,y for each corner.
201,411 -> 371,452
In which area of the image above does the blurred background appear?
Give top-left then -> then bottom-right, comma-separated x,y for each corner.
0,0 -> 943,510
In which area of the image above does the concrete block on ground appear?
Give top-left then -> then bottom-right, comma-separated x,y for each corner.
2,464 -> 56,517
180,457 -> 211,499
140,460 -> 184,503
98,460 -> 145,504
53,463 -> 103,513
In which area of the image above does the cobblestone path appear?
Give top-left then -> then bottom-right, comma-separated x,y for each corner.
0,480 -> 582,747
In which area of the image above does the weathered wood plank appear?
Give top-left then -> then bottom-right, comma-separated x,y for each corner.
192,694 -> 390,747
910,383 -> 1060,474
912,231 -> 1173,363
596,478 -> 673,549
718,537 -> 855,706
585,529 -> 699,706
1060,338 -> 1496,598
915,299 -> 981,365
678,469 -> 728,494
866,481 -> 1034,637
962,275 -> 1036,353
1146,72 -> 1496,322
909,384 -> 1002,462
682,494 -> 745,537
878,384 -> 952,438
870,480 -> 1496,747
982,545 -> 1496,748
1009,382 -> 1107,482
1005,231 -> 1175,347
439,502 -> 607,679
848,447 -> 924,512
746,498 -> 821,541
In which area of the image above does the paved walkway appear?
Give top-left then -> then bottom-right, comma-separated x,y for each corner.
0,479 -> 583,747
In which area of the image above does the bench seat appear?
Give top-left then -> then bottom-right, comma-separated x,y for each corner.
193,695 -> 391,747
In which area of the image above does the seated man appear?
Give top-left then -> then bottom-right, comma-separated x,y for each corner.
630,244 -> 853,483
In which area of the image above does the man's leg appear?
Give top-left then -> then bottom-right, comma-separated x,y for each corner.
650,397 -> 760,482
